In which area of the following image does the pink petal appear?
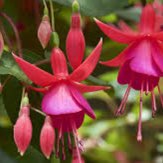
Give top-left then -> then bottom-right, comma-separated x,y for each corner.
51,47 -> 68,76
13,54 -> 56,87
42,82 -> 82,115
94,18 -> 137,44
66,13 -> 85,69
100,42 -> 138,67
69,84 -> 96,119
72,82 -> 109,93
69,39 -> 102,82
151,41 -> 163,74
117,61 -> 131,85
129,40 -> 161,76
139,4 -> 155,33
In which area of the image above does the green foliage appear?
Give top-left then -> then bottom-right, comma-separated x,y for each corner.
52,0 -> 128,16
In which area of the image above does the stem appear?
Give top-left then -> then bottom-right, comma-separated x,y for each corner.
31,107 -> 46,116
43,0 -> 48,9
49,0 -> 55,31
87,75 -> 111,86
0,12 -> 23,57
0,20 -> 12,50
34,58 -> 50,66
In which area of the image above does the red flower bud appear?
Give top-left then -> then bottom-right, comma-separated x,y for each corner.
40,116 -> 55,159
37,16 -> 52,49
66,13 -> 85,69
14,106 -> 32,156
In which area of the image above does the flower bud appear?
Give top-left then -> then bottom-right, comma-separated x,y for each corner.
66,13 -> 85,69
40,116 -> 55,159
37,15 -> 52,49
14,106 -> 32,156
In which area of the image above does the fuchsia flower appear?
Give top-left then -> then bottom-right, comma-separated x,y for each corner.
13,38 -> 106,159
95,4 -> 163,141
66,13 -> 85,69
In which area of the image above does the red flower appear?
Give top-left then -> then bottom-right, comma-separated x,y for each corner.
13,38 -> 107,159
95,4 -> 163,141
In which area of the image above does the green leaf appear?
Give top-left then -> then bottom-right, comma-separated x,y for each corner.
0,51 -> 32,84
52,0 -> 128,16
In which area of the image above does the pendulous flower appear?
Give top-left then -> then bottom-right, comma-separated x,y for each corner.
13,38 -> 107,160
95,4 -> 163,141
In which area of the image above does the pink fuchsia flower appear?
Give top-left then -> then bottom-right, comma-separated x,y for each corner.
66,12 -> 85,69
14,106 -> 32,156
40,116 -> 55,159
37,15 -> 52,49
13,38 -> 107,159
95,4 -> 163,141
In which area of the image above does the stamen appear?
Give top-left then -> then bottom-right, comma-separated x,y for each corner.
72,121 -> 82,163
151,88 -> 157,117
61,136 -> 66,160
145,81 -> 149,95
68,133 -> 72,152
56,125 -> 62,157
116,84 -> 131,116
158,85 -> 163,108
137,82 -> 143,142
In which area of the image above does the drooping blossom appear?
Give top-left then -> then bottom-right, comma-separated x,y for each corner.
14,105 -> 32,155
13,38 -> 107,160
66,8 -> 85,69
95,4 -> 163,141
37,15 -> 52,49
40,116 -> 55,159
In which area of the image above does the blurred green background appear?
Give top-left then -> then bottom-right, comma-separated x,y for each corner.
1,0 -> 163,163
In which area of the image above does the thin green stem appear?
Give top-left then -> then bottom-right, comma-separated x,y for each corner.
31,107 -> 46,116
87,75 -> 112,87
43,0 -> 48,9
49,0 -> 55,31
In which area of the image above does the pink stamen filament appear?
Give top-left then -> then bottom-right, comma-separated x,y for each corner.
61,136 -> 66,160
151,88 -> 157,117
116,84 -> 131,116
68,133 -> 72,152
158,85 -> 163,108
145,81 -> 149,95
137,82 -> 143,142
72,121 -> 82,163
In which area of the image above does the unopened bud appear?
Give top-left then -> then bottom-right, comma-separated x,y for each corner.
14,107 -> 32,156
37,15 -> 52,49
66,13 -> 85,69
40,116 -> 55,159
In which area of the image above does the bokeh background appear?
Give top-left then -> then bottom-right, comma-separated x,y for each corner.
0,0 -> 163,163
